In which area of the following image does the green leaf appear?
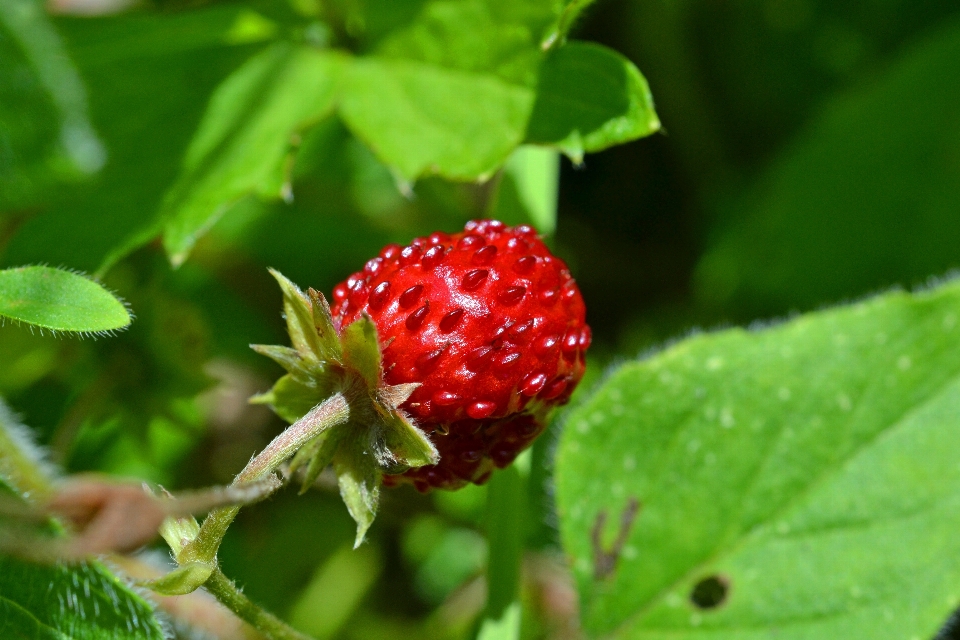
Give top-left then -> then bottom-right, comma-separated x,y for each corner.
339,56 -> 534,181
339,0 -> 647,181
0,266 -> 130,334
162,43 -> 342,266
369,0 -> 552,85
0,556 -> 165,640
0,0 -> 105,210
2,8 -> 257,274
695,19 -> 960,317
555,279 -> 960,639
336,0 -> 553,180
0,598 -> 63,640
525,41 -> 660,163
543,0 -> 599,48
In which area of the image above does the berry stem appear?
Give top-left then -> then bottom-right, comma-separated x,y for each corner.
204,567 -> 314,640
182,392 -> 351,565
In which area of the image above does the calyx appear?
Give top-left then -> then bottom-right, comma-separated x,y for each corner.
251,269 -> 438,545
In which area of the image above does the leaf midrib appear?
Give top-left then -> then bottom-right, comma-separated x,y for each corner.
0,594 -> 70,639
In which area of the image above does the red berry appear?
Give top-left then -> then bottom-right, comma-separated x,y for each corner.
331,220 -> 589,490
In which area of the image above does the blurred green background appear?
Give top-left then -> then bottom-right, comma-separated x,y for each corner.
2,0 -> 960,638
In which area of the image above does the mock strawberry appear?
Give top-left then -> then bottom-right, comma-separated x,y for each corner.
330,219 -> 589,491
252,220 -> 588,542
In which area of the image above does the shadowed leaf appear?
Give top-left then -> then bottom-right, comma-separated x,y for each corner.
525,41 -> 660,163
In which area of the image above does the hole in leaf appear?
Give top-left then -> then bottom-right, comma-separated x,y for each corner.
690,574 -> 730,609
935,605 -> 960,639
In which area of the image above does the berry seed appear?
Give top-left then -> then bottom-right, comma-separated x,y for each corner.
461,269 -> 489,291
467,401 -> 496,419
406,303 -> 430,331
438,308 -> 465,333
368,281 -> 391,311
498,286 -> 526,306
399,284 -> 424,309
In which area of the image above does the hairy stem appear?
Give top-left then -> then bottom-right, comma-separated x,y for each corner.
0,402 -> 53,500
205,568 -> 313,640
182,392 -> 351,564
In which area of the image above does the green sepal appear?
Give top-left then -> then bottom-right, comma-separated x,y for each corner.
140,561 -> 214,596
269,268 -> 325,358
373,408 -> 439,471
288,425 -> 345,494
253,270 -> 448,545
158,513 -> 200,557
378,382 -> 420,410
341,314 -> 382,390
299,426 -> 346,494
249,343 -> 307,375
250,343 -> 334,391
308,288 -> 341,360
252,373 -> 337,424
334,433 -> 382,548
288,431 -> 325,478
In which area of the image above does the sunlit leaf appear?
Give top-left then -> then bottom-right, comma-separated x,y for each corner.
340,57 -> 533,181
338,2 -> 658,180
0,266 -> 130,333
543,0 -> 599,48
162,43 -> 342,266
556,278 -> 960,639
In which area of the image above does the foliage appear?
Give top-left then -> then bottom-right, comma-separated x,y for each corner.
1,0 -> 960,639
0,266 -> 130,334
0,414 -> 164,640
0,556 -> 165,640
557,281 -> 960,639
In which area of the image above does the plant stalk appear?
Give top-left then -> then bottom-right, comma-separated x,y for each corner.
477,464 -> 525,639
182,392 -> 351,564
205,568 -> 314,640
0,402 -> 53,500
